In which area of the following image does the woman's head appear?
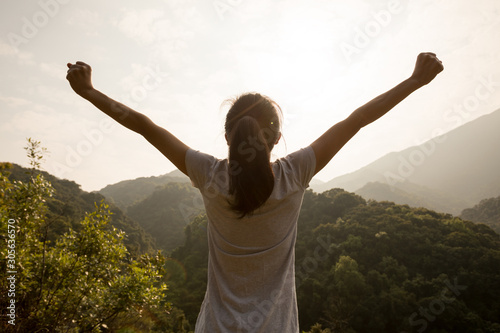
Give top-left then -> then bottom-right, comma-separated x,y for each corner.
225,93 -> 281,149
224,93 -> 282,218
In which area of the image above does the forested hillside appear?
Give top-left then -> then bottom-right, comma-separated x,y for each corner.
0,142 -> 172,332
97,172 -> 199,253
99,170 -> 189,210
127,182 -> 203,252
5,163 -> 156,255
3,141 -> 499,332
461,195 -> 500,234
165,189 -> 500,332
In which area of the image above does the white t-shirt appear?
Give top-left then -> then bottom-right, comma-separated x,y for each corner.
185,146 -> 316,333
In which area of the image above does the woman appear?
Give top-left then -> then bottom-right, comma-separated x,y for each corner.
66,52 -> 443,332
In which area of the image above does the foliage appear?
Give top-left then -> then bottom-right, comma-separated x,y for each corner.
0,139 -> 168,332
3,139 -> 500,332
461,195 -> 500,234
6,162 -> 156,256
165,215 -> 208,327
163,189 -> 500,332
98,170 -> 189,210
303,323 -> 332,333
126,182 -> 203,253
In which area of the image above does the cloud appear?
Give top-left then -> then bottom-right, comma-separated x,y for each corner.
0,39 -> 35,65
65,9 -> 103,36
0,93 -> 77,136
3,109 -> 56,133
0,95 -> 31,108
1,0 -> 499,191
0,40 -> 19,56
40,62 -> 67,80
113,8 -> 165,45
110,4 -> 204,71
0,108 -> 69,149
35,84 -> 80,106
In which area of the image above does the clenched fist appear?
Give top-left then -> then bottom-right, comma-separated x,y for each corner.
410,52 -> 444,87
66,61 -> 94,97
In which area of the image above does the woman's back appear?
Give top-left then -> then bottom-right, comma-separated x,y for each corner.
66,52 -> 443,333
186,146 -> 316,332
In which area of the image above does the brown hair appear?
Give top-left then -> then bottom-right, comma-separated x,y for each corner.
224,93 -> 282,218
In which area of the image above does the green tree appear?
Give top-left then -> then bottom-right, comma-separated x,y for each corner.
303,323 -> 332,333
325,255 -> 370,332
461,195 -> 500,234
0,139 -> 168,332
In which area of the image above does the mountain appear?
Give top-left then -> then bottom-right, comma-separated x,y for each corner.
460,195 -> 500,233
311,109 -> 500,214
4,163 -> 156,255
126,182 -> 203,253
309,178 -> 325,187
98,170 -> 201,252
98,169 -> 190,210
355,180 -> 471,215
166,189 -> 500,332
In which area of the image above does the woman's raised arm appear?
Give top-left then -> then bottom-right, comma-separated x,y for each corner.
310,52 -> 444,175
66,61 -> 189,175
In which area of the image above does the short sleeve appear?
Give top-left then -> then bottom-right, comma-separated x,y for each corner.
185,148 -> 218,189
280,146 -> 317,189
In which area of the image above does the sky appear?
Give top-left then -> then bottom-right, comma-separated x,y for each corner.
1,0 -> 499,192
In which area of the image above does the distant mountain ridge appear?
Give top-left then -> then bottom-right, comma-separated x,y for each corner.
98,170 -> 199,253
310,109 -> 500,215
355,180 -> 472,215
461,195 -> 500,233
126,182 -> 203,253
98,109 -> 500,216
99,169 -> 189,210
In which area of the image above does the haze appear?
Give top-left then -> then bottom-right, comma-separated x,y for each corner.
1,0 -> 499,191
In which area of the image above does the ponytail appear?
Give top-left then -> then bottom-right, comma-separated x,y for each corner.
224,93 -> 282,218
228,116 -> 274,218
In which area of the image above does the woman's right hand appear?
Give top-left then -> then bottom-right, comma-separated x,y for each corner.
66,61 -> 94,98
410,52 -> 444,87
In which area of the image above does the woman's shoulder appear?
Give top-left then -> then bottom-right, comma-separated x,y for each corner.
186,149 -> 228,188
186,148 -> 228,165
273,146 -> 316,188
274,146 -> 315,167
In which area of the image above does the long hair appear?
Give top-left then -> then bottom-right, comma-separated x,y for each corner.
224,93 -> 282,218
